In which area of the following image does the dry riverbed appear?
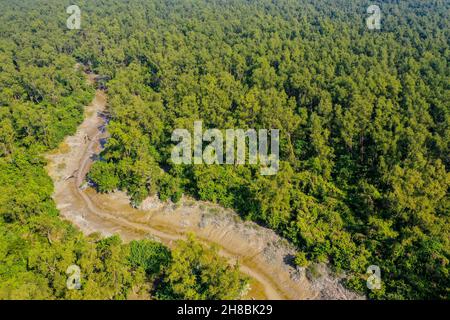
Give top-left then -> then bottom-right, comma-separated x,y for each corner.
45,77 -> 361,300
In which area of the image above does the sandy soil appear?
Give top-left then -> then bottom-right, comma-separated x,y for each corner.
45,80 -> 362,300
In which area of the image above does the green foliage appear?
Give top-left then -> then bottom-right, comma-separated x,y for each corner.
0,1 -> 249,300
88,162 -> 119,193
78,0 -> 447,299
0,155 -> 145,299
294,252 -> 310,268
1,0 -> 449,300
129,240 -> 171,275
157,174 -> 182,203
156,234 -> 248,300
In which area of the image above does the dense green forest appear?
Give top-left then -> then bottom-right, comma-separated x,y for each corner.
0,0 -> 247,299
1,0 -> 449,300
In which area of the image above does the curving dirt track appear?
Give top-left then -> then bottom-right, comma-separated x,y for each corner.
46,78 -> 361,300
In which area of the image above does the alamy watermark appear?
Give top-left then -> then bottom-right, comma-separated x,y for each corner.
66,5 -> 81,30
367,5 -> 381,30
66,264 -> 81,290
366,265 -> 381,290
171,121 -> 279,175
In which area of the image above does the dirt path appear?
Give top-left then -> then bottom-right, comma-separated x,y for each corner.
46,81 -> 361,300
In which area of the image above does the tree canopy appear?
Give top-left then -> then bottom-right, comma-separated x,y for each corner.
0,0 -> 248,300
0,0 -> 449,299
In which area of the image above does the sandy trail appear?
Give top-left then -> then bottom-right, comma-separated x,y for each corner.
46,77 -> 361,300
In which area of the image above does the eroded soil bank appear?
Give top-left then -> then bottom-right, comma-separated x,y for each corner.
46,80 -> 362,300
